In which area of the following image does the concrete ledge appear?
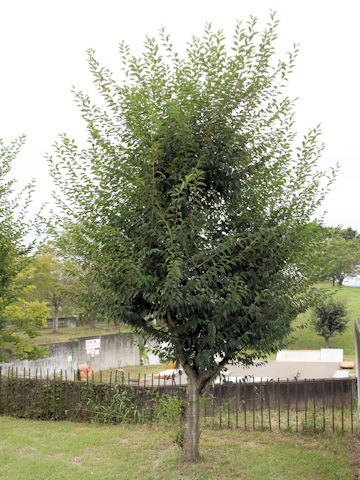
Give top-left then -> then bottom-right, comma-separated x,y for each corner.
276,349 -> 343,363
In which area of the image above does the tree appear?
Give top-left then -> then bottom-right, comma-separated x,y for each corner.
317,227 -> 360,286
49,14 -> 335,460
22,253 -> 74,331
0,137 -> 48,361
59,261 -> 101,328
312,299 -> 348,348
50,227 -> 108,328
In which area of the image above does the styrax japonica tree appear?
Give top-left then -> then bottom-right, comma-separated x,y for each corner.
49,14 -> 335,460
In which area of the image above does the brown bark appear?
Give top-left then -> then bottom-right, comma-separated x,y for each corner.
182,372 -> 201,462
325,337 -> 330,348
181,356 -> 230,461
53,306 -> 59,332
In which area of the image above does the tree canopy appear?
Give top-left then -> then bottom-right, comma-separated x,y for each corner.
0,137 -> 48,361
49,14 -> 335,460
20,252 -> 75,331
316,226 -> 360,286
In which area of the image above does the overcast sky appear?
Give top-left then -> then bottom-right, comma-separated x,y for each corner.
1,0 -> 359,229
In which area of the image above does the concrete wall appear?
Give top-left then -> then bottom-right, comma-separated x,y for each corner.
77,333 -> 140,371
46,317 -> 77,328
0,333 -> 140,376
276,349 -> 343,362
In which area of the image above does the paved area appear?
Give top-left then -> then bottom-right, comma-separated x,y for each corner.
153,361 -> 343,386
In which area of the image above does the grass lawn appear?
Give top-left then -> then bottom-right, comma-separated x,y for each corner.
287,283 -> 360,360
0,416 -> 358,480
25,324 -> 132,345
93,363 -> 171,382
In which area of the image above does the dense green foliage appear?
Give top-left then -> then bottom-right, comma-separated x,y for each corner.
0,137 -> 48,361
312,298 -> 348,348
50,15 -> 333,377
49,14 -> 334,459
0,138 -> 31,316
20,253 -> 75,330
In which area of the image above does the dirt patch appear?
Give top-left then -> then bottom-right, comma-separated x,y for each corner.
47,452 -> 64,459
118,438 -> 129,444
17,447 -> 36,458
152,445 -> 178,470
70,456 -> 82,466
245,441 -> 261,448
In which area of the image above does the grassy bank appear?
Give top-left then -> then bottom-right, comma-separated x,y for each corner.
0,416 -> 358,480
93,363 -> 169,381
25,324 -> 132,345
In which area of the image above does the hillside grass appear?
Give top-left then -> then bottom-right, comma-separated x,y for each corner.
287,283 -> 360,359
26,324 -> 132,345
0,416 -> 358,480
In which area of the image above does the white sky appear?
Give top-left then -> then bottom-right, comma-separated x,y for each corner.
1,0 -> 359,229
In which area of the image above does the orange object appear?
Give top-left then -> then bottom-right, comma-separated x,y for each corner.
341,361 -> 355,369
165,364 -> 176,369
78,365 -> 94,379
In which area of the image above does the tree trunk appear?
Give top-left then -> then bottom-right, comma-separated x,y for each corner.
54,306 -> 59,332
182,373 -> 201,462
337,276 -> 344,286
325,337 -> 330,348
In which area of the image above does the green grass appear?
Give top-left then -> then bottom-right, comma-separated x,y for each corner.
93,364 -> 171,382
26,324 -> 132,345
0,416 -> 358,480
287,283 -> 360,360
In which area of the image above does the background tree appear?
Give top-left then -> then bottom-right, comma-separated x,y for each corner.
22,253 -> 75,331
63,262 -> 101,328
312,298 -> 348,348
2,268 -> 49,360
50,227 -> 107,328
49,15 -> 335,461
317,226 -> 360,286
0,137 -> 48,360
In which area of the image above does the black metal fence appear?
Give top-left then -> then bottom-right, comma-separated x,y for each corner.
0,367 -> 358,435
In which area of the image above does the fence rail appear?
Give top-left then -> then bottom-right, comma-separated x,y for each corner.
0,367 -> 358,435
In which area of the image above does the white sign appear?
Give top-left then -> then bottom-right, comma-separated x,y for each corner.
86,338 -> 100,356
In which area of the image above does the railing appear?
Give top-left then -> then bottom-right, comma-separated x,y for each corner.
0,367 -> 358,435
